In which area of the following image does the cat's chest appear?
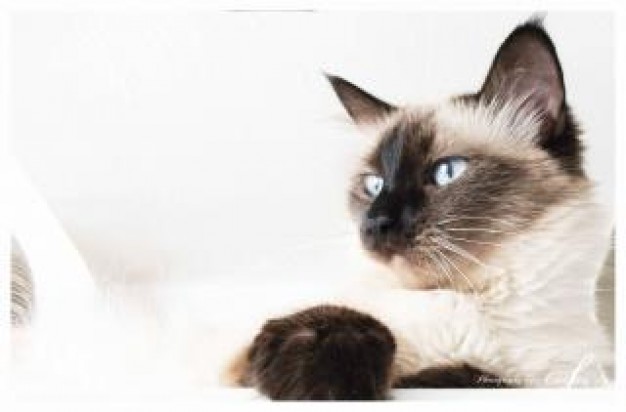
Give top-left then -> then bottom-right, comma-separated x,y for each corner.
337,287 -> 500,371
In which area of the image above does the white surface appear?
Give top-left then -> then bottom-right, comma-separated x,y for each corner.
6,158 -> 96,324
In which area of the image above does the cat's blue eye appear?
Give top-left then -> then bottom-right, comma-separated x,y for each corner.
364,174 -> 384,198
433,157 -> 468,187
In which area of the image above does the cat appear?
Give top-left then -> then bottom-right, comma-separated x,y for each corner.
221,18 -> 614,399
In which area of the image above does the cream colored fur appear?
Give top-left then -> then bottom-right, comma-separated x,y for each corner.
336,190 -> 613,387
223,99 -> 614,388
11,96 -> 613,394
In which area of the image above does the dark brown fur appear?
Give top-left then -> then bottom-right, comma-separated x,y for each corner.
347,107 -> 585,291
339,19 -> 587,291
243,305 -> 396,400
241,19 -> 587,399
395,364 -> 513,388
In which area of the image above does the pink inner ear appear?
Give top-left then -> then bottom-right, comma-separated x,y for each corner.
510,71 -> 562,120
481,26 -> 565,125
515,41 -> 564,119
503,41 -> 564,119
535,80 -> 562,120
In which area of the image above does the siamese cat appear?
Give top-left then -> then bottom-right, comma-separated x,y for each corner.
223,19 -> 613,399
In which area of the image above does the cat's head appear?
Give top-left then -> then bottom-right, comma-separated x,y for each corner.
328,19 -> 589,292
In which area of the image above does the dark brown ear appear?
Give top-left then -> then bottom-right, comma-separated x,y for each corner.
325,74 -> 396,124
480,19 -> 566,137
479,19 -> 584,175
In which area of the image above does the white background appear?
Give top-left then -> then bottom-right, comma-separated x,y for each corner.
11,10 -> 614,304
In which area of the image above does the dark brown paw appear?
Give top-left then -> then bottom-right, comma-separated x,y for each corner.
244,304 -> 396,400
394,363 -> 512,388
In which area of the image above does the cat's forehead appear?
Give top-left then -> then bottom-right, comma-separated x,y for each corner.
433,97 -> 542,147
366,97 -> 543,169
366,111 -> 435,174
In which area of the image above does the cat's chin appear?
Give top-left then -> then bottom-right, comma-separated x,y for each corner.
362,247 -> 440,289
385,254 -> 444,290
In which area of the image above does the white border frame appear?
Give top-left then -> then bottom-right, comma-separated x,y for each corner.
1,1 -> 623,410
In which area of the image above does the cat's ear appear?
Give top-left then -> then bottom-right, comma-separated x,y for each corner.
326,74 -> 396,125
479,19 -> 566,137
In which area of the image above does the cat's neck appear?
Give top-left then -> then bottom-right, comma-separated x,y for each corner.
481,190 -> 612,320
476,192 -> 613,384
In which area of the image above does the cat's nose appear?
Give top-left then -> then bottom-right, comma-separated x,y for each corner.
364,215 -> 393,237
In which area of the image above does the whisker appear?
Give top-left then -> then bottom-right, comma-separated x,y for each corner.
427,247 -> 455,290
444,227 -> 518,235
432,235 -> 502,273
422,250 -> 444,290
431,247 -> 477,296
437,215 -> 521,228
431,236 -> 483,265
443,235 -> 506,247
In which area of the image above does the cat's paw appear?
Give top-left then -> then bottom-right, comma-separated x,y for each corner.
244,304 -> 396,400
